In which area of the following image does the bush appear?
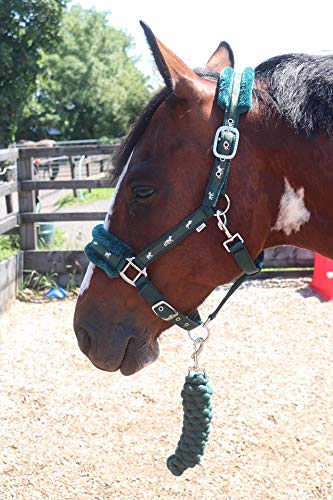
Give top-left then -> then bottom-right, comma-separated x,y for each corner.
0,234 -> 20,262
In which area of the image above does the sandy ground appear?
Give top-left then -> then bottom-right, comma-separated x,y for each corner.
1,278 -> 333,499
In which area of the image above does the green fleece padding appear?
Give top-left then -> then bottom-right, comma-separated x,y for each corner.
238,67 -> 254,113
218,67 -> 254,113
217,67 -> 234,110
84,224 -> 133,278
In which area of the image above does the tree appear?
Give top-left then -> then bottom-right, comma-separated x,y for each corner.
17,5 -> 152,141
0,0 -> 67,146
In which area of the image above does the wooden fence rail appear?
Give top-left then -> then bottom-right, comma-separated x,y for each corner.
0,181 -> 17,197
18,144 -> 117,159
0,214 -> 19,235
20,179 -> 113,190
21,212 -> 106,223
0,148 -> 18,162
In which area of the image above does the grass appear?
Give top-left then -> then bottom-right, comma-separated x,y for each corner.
38,226 -> 67,250
0,234 -> 20,262
55,188 -> 114,209
22,227 -> 80,294
0,226 -> 69,264
23,269 -> 59,291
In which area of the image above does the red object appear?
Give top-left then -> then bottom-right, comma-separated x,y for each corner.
310,253 -> 333,300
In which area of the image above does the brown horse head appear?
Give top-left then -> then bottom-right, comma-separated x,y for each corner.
74,23 -> 333,375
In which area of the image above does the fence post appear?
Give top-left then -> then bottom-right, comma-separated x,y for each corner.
69,156 -> 77,197
4,167 -> 14,214
17,154 -> 37,250
85,160 -> 92,193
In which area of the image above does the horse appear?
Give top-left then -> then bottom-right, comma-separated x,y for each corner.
74,22 -> 333,376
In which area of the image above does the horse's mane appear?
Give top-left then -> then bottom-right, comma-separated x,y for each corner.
113,53 -> 333,178
255,53 -> 333,137
112,87 -> 171,178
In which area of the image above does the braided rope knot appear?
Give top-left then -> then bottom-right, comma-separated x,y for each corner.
167,371 -> 213,476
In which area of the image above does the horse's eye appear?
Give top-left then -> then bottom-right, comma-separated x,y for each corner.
133,186 -> 155,199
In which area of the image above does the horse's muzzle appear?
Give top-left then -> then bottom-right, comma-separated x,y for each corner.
76,327 -> 92,356
74,321 -> 160,376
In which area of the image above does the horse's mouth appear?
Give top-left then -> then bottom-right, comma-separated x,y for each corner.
119,336 -> 160,375
85,335 -> 160,376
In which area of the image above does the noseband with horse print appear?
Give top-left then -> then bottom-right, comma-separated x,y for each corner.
85,67 -> 264,333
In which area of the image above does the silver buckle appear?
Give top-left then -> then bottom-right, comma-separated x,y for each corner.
152,300 -> 178,321
119,257 -> 147,286
213,125 -> 240,160
223,233 -> 244,252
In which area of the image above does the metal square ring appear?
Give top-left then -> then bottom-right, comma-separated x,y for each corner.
223,233 -> 244,253
119,257 -> 147,286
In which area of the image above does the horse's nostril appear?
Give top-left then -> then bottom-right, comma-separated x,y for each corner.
76,328 -> 92,356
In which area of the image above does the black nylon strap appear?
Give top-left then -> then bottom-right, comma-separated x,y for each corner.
206,251 -> 264,323
135,206 -> 214,268
202,159 -> 230,207
229,240 -> 260,276
137,278 -> 201,331
207,274 -> 247,322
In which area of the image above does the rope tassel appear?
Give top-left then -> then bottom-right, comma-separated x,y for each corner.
167,372 -> 213,476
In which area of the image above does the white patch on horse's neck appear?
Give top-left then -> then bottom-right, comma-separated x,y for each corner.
78,152 -> 133,297
79,262 -> 95,296
104,150 -> 133,229
272,177 -> 311,236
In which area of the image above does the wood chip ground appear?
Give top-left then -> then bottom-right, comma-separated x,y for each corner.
1,278 -> 332,499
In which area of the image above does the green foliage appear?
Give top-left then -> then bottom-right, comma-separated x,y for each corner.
0,234 -> 20,261
55,188 -> 114,208
17,5 -> 152,141
66,262 -> 80,293
38,226 -> 67,249
0,0 -> 67,146
23,269 -> 59,291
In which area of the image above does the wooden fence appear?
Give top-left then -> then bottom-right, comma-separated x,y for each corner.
0,145 -> 117,307
0,145 -> 314,309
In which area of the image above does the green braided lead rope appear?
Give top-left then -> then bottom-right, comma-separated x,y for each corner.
167,371 -> 213,476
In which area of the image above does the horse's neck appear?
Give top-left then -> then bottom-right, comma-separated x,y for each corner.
266,132 -> 333,259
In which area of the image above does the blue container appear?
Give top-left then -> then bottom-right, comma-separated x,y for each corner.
45,287 -> 67,299
38,223 -> 55,245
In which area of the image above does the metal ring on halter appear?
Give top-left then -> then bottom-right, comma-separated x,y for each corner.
220,194 -> 230,215
202,316 -> 212,329
188,324 -> 210,343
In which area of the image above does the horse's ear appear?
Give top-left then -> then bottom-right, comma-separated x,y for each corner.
205,41 -> 235,71
140,21 -> 203,99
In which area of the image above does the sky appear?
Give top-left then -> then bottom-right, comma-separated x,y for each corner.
73,0 -> 332,83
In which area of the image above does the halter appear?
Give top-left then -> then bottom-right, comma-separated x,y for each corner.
85,67 -> 263,333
